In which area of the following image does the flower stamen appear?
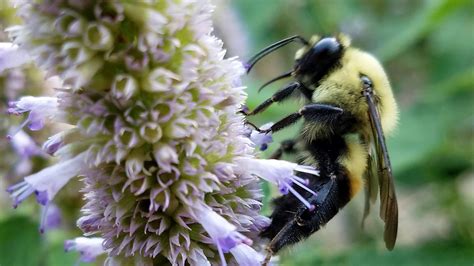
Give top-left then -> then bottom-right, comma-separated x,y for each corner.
236,158 -> 318,210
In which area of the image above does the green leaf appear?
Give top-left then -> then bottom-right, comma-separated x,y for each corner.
281,241 -> 474,266
0,216 -> 42,266
46,239 -> 79,266
377,0 -> 470,62
389,92 -> 473,173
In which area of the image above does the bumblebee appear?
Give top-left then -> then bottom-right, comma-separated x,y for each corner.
243,34 -> 399,263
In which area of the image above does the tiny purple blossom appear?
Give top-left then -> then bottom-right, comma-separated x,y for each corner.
236,158 -> 319,210
94,2 -> 124,24
7,96 -> 58,138
0,42 -> 31,73
76,215 -> 101,234
230,244 -> 263,266
9,130 -> 43,158
5,69 -> 26,94
7,152 -> 85,207
40,203 -> 62,233
249,123 -> 273,151
42,131 -> 65,155
64,237 -> 106,263
191,203 -> 253,266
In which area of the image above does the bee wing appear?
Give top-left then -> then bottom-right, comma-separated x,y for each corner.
364,89 -> 398,250
361,142 -> 379,227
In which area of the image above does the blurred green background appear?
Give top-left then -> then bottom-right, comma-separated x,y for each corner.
1,0 -> 473,265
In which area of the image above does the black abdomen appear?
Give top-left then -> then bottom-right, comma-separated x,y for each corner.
260,135 -> 353,252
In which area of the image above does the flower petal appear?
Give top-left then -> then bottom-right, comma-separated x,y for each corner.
65,237 -> 106,262
8,153 -> 86,207
236,158 -> 318,209
191,203 -> 253,265
39,203 -> 62,233
0,42 -> 31,73
230,244 -> 263,266
249,122 -> 273,151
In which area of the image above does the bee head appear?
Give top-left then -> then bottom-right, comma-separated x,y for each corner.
293,35 -> 350,89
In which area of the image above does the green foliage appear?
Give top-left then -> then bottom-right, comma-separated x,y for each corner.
0,216 -> 42,266
281,241 -> 474,266
0,216 -> 83,266
46,239 -> 84,266
376,0 -> 472,62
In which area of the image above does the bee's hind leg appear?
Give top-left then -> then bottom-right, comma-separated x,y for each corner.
265,218 -> 309,257
262,248 -> 273,266
262,170 -> 353,258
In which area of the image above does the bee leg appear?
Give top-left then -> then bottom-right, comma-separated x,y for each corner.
243,120 -> 266,133
263,169 -> 352,254
240,82 -> 300,116
269,139 -> 298,159
267,103 -> 344,133
262,248 -> 273,266
266,218 -> 308,255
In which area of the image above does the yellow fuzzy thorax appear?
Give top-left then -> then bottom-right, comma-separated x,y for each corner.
310,47 -> 398,136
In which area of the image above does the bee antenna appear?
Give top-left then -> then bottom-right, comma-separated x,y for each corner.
245,35 -> 309,73
258,70 -> 293,92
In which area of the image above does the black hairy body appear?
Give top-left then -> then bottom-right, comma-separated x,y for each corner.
261,116 -> 356,253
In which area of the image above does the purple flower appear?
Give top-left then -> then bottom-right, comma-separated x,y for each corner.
40,203 -> 62,233
9,130 -> 43,158
64,237 -> 106,263
7,152 -> 85,208
42,132 -> 64,155
237,158 -> 319,210
230,244 -> 264,266
7,96 -> 58,138
7,130 -> 45,179
0,42 -> 31,73
249,123 -> 273,151
94,2 -> 124,24
144,67 -> 180,92
111,74 -> 138,101
191,202 -> 255,266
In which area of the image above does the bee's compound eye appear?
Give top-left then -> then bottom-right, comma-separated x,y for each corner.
312,37 -> 341,56
360,75 -> 373,88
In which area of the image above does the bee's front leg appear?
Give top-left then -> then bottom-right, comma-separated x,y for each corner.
240,82 -> 300,116
245,103 -> 344,135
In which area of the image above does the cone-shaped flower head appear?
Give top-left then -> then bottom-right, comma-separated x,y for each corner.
5,0 -> 307,264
